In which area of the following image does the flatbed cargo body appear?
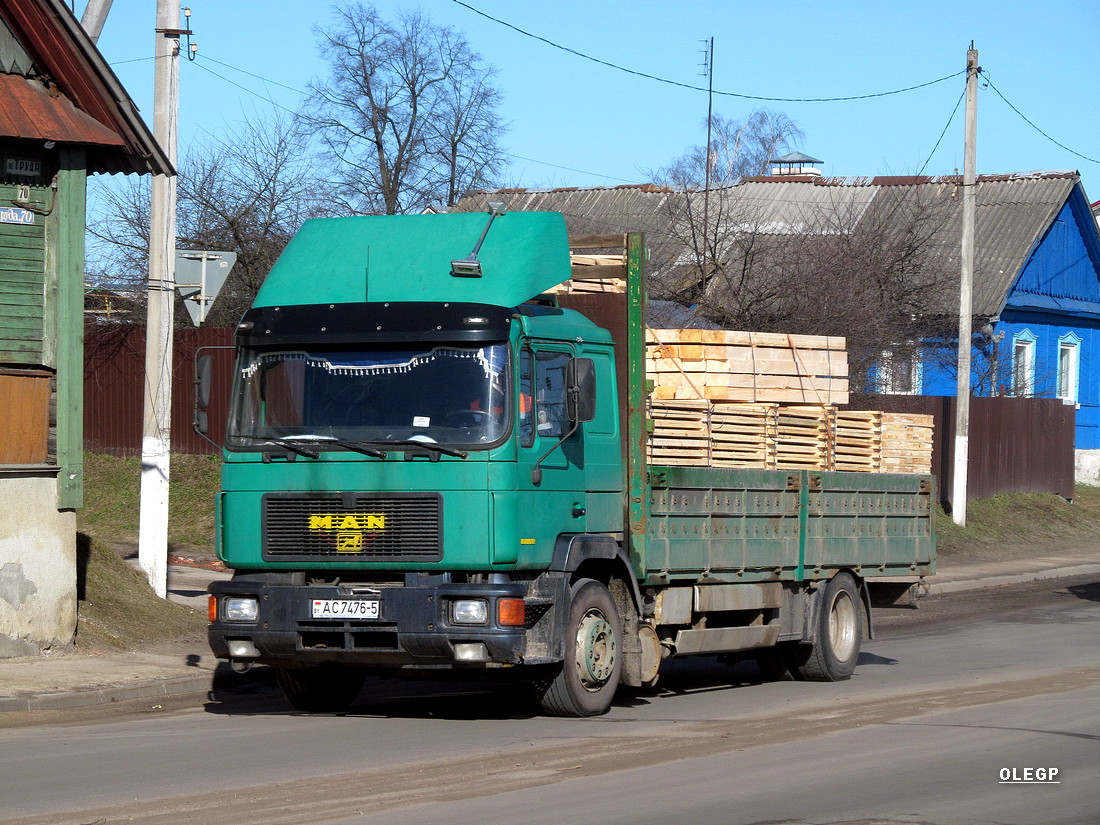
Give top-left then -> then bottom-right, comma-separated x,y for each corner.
203,211 -> 935,717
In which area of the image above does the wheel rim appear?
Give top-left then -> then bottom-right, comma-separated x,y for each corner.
575,608 -> 616,691
828,588 -> 858,662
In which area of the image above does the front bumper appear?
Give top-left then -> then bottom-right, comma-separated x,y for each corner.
208,578 -> 561,668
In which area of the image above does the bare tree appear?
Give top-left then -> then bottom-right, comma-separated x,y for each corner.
305,2 -> 505,215
660,110 -> 805,189
651,110 -> 804,295
677,184 -> 959,390
87,112 -> 332,325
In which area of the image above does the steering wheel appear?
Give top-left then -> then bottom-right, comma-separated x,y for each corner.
443,409 -> 489,428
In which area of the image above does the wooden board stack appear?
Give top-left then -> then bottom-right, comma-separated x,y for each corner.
647,400 -> 711,466
832,410 -> 882,473
546,253 -> 627,294
709,403 -> 774,469
646,329 -> 849,405
879,413 -> 934,474
647,401 -> 934,475
772,406 -> 831,470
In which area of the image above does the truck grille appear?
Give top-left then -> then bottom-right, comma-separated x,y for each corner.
262,493 -> 443,562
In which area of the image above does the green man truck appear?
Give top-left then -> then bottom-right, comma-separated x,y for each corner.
202,208 -> 935,717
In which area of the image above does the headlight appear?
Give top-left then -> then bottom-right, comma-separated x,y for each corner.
451,598 -> 488,625
223,596 -> 259,622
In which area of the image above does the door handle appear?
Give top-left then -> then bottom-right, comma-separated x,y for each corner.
571,504 -> 586,518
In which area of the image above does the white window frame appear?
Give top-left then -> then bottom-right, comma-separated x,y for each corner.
877,346 -> 922,395
1057,332 -> 1081,405
1011,330 -> 1036,397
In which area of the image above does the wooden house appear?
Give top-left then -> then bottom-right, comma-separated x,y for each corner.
0,0 -> 169,655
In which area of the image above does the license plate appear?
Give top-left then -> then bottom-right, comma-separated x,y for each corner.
311,599 -> 380,619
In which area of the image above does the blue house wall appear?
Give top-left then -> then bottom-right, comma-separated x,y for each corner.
918,187 -> 1100,448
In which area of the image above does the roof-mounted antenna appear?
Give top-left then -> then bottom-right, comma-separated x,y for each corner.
450,202 -> 506,278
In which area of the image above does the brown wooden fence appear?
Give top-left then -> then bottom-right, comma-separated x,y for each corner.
843,394 -> 1076,504
84,323 -> 234,456
85,325 -> 1077,502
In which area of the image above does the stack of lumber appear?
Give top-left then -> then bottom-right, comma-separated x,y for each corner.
646,329 -> 849,405
832,410 -> 882,473
647,400 -> 711,466
709,403 -> 774,469
772,406 -> 831,470
547,253 -> 627,294
879,412 -> 934,474
647,400 -> 935,475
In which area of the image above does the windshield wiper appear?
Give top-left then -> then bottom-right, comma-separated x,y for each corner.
284,435 -> 388,459
260,438 -> 319,459
382,440 -> 468,460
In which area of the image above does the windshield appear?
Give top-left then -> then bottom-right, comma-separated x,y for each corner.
227,343 -> 509,450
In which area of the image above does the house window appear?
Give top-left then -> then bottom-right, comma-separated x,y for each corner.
1012,331 -> 1036,396
1057,333 -> 1081,405
878,347 -> 921,395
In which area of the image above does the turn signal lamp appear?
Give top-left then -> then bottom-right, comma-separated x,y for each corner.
497,598 -> 525,627
208,595 -> 217,622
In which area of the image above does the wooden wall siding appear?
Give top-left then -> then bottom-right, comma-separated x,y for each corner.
0,183 -> 47,364
84,324 -> 235,456
0,369 -> 50,463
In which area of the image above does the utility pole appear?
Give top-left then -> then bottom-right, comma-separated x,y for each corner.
79,0 -> 114,43
138,0 -> 182,598
953,44 -> 979,527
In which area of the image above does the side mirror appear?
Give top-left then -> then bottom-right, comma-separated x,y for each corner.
193,353 -> 213,435
566,357 -> 596,423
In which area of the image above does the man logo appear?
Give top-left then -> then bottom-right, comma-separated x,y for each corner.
308,513 -> 386,553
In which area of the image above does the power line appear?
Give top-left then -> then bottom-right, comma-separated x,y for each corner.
917,87 -> 966,176
196,54 -> 304,94
186,59 -> 302,117
981,72 -> 1099,166
506,152 -> 640,183
452,0 -> 964,103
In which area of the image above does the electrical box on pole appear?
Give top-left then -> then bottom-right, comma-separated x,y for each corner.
176,250 -> 235,325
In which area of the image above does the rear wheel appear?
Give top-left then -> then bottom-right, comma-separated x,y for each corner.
276,664 -> 365,713
536,579 -> 622,717
788,573 -> 862,682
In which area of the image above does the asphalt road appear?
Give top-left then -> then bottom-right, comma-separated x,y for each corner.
0,575 -> 1096,825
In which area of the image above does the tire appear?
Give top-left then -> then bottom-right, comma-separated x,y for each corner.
787,573 -> 862,682
536,579 -> 622,717
275,664 -> 365,713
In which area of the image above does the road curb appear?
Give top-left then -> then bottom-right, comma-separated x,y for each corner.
926,563 -> 1100,595
0,675 -> 214,713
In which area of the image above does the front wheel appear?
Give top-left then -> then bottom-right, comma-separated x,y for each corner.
276,664 -> 365,713
536,579 -> 622,717
788,572 -> 862,682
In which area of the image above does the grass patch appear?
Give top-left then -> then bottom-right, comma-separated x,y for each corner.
76,533 -> 207,650
80,452 -> 221,553
935,485 -> 1100,560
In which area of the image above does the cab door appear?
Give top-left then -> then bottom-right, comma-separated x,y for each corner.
513,343 -> 588,561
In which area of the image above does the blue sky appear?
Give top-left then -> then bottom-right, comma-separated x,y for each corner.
86,0 -> 1100,198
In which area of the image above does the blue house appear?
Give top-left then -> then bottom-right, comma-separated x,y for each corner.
909,172 -> 1100,449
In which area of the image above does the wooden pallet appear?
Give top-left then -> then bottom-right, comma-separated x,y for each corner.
647,401 -> 935,475
879,412 -> 934,474
833,410 -> 882,472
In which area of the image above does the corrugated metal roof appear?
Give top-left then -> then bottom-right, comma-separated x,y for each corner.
0,0 -> 171,175
0,72 -> 123,146
457,172 -> 1085,319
